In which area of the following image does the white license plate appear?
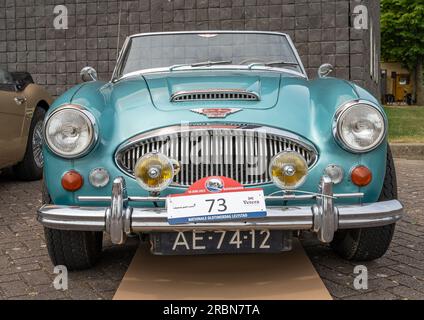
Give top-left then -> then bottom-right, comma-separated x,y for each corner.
166,189 -> 267,225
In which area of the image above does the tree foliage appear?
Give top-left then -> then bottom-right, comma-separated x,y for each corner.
381,0 -> 424,70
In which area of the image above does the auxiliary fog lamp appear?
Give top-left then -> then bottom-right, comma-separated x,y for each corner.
134,152 -> 179,192
269,151 -> 308,190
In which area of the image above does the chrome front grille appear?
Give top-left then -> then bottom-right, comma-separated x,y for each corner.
171,90 -> 259,102
116,124 -> 317,187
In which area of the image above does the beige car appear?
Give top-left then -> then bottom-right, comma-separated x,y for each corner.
0,69 -> 53,180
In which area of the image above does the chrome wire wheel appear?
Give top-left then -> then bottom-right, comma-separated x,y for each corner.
32,120 -> 44,168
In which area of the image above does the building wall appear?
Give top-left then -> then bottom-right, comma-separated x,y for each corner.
361,0 -> 380,99
0,0 -> 380,98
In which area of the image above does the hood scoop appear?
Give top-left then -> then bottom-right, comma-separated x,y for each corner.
141,71 -> 281,111
170,89 -> 259,102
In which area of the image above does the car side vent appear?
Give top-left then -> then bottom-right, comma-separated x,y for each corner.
171,90 -> 259,102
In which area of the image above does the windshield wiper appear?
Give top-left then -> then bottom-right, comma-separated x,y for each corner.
191,60 -> 232,67
248,60 -> 299,69
169,60 -> 232,71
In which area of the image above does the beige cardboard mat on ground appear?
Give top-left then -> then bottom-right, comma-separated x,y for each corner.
113,239 -> 332,300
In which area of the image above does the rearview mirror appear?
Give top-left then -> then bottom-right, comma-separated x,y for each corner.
318,63 -> 334,78
80,67 -> 98,82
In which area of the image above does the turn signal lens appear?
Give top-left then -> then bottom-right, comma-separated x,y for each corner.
324,164 -> 344,184
61,170 -> 83,191
134,152 -> 175,192
351,166 -> 372,186
89,168 -> 110,188
269,151 -> 308,189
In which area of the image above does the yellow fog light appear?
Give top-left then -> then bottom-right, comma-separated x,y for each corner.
134,152 -> 175,192
269,151 -> 308,189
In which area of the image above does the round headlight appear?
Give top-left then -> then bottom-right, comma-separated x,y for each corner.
45,106 -> 97,158
269,151 -> 308,189
134,152 -> 175,192
334,102 -> 386,153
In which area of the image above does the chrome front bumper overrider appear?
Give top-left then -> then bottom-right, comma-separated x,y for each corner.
37,176 -> 403,245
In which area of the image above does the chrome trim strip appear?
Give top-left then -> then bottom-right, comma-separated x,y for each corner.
128,30 -> 292,40
332,99 -> 388,153
285,34 -> 308,78
117,66 -> 306,82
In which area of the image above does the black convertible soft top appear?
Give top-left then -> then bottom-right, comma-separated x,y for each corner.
10,71 -> 34,91
0,70 -> 34,92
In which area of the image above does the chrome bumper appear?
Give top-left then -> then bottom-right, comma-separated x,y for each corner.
37,176 -> 403,245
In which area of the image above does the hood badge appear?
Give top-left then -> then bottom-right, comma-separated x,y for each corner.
190,108 -> 242,119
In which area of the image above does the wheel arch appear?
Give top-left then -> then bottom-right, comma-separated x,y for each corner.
36,99 -> 50,112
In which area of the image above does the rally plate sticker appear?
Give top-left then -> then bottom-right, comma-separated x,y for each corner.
166,189 -> 267,225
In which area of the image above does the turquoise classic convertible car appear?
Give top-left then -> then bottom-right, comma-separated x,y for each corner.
38,31 -> 403,270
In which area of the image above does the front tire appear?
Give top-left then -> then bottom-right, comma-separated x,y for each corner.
42,184 -> 103,270
44,228 -> 103,271
14,107 -> 46,181
330,146 -> 397,261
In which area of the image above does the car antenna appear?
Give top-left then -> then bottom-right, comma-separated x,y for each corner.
116,0 -> 122,59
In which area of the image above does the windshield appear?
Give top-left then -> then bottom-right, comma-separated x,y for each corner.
116,32 -> 303,78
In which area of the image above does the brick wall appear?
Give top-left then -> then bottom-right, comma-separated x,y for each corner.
0,0 -> 380,98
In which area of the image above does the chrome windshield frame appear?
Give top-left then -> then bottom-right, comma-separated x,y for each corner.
111,31 -> 308,82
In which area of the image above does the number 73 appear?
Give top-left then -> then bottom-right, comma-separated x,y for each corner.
205,198 -> 227,212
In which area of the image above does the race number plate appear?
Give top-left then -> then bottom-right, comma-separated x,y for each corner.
150,230 -> 292,255
166,189 -> 267,225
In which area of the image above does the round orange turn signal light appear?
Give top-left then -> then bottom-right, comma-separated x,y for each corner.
351,166 -> 372,187
61,170 -> 84,191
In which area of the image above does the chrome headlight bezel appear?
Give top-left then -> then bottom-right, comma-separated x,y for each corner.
44,105 -> 98,159
333,100 -> 387,153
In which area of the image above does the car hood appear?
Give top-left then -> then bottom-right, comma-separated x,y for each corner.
124,70 -> 286,111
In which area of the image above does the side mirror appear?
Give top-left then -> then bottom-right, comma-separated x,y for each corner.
318,63 -> 334,78
80,66 -> 98,82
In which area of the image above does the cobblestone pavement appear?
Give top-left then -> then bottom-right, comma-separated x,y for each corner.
0,159 -> 423,300
303,159 -> 424,300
